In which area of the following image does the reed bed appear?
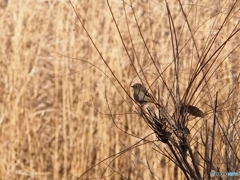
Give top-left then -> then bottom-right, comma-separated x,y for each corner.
0,0 -> 239,179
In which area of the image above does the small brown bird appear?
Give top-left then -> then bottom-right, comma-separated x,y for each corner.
180,105 -> 205,118
131,83 -> 155,105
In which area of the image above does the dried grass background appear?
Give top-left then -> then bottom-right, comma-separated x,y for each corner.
0,0 -> 239,179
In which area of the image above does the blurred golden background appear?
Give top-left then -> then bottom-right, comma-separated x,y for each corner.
0,0 -> 239,179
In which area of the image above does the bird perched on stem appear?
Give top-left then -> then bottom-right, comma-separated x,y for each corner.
180,105 -> 205,118
131,83 -> 155,105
